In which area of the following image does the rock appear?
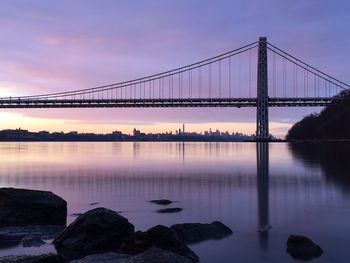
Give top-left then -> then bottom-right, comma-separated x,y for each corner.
54,208 -> 135,258
21,235 -> 46,247
156,208 -> 183,213
0,254 -> 65,263
70,213 -> 83,217
170,221 -> 233,244
0,188 -> 67,226
146,225 -> 199,262
120,225 -> 199,262
71,252 -> 130,263
71,248 -> 193,263
89,202 -> 99,206
286,235 -> 323,260
125,247 -> 193,263
150,200 -> 173,205
0,225 -> 64,248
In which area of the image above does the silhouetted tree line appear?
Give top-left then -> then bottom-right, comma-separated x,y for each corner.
286,90 -> 350,140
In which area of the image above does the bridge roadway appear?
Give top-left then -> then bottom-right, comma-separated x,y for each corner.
0,97 -> 333,108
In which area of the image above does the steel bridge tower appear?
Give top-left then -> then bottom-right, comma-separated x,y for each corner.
256,37 -> 269,140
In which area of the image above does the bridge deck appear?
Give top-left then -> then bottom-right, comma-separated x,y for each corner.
0,97 -> 333,108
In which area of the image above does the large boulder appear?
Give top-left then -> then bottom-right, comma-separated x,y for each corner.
170,221 -> 233,244
0,188 -> 67,226
286,235 -> 323,260
54,208 -> 135,257
120,225 -> 199,262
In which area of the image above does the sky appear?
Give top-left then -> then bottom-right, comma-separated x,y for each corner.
0,0 -> 349,137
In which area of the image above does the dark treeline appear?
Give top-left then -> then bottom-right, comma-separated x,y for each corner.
287,90 -> 350,140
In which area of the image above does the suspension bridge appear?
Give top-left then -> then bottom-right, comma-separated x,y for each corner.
0,37 -> 349,140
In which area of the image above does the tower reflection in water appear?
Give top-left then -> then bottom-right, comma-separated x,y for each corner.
256,142 -> 270,249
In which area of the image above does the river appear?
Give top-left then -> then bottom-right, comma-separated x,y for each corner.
0,142 -> 349,262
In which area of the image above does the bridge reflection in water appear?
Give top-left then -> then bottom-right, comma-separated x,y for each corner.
256,142 -> 270,249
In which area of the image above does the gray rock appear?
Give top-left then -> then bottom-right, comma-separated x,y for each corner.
156,208 -> 183,213
120,225 -> 199,262
22,235 -> 46,247
54,208 -> 135,258
0,225 -> 64,247
71,248 -> 192,263
126,247 -> 193,263
146,225 -> 198,262
70,213 -> 83,217
150,200 -> 173,206
71,252 -> 130,263
0,254 -> 65,263
286,235 -> 323,260
171,221 -> 233,244
0,188 -> 67,226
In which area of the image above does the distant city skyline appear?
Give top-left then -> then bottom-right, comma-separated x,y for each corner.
0,126 -> 260,141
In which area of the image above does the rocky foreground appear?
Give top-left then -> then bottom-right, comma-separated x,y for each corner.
0,188 -> 324,262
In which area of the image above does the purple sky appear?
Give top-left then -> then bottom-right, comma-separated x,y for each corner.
0,0 -> 349,136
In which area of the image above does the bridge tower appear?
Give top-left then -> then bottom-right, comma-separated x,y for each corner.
256,37 -> 269,140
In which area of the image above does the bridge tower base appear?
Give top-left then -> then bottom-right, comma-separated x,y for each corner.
256,37 -> 269,140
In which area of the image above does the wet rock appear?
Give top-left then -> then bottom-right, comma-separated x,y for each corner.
0,225 -> 64,248
0,254 -> 65,263
146,225 -> 198,262
21,235 -> 46,247
157,208 -> 183,213
71,252 -> 130,263
71,248 -> 193,263
125,247 -> 193,263
120,225 -> 199,262
0,188 -> 67,226
286,235 -> 323,260
70,213 -> 83,217
54,208 -> 135,257
170,221 -> 233,244
150,199 -> 173,205
89,202 -> 99,206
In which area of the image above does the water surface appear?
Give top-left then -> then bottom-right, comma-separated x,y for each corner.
0,142 -> 349,262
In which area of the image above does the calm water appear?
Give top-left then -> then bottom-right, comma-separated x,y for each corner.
0,142 -> 350,262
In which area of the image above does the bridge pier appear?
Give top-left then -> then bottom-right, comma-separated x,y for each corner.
256,37 -> 269,140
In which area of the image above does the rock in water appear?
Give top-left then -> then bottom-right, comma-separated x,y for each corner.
54,208 -> 135,257
156,208 -> 183,213
170,221 -> 233,244
0,188 -> 67,226
150,199 -> 173,205
146,225 -> 199,262
286,235 -> 323,260
125,247 -> 193,263
120,225 -> 199,262
21,235 -> 46,247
